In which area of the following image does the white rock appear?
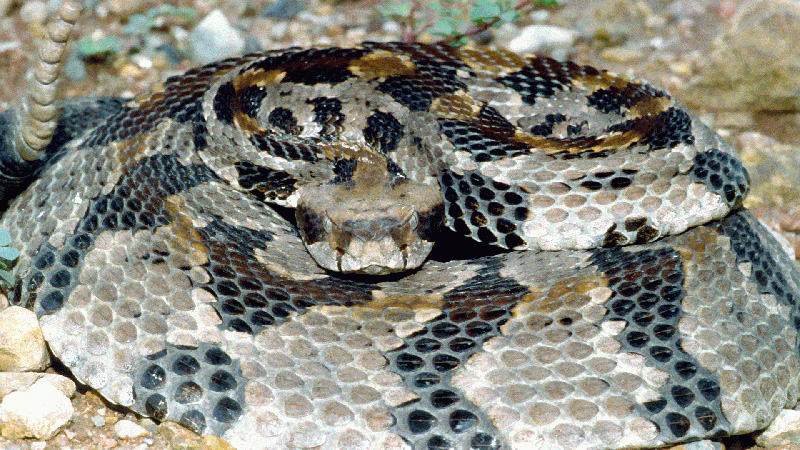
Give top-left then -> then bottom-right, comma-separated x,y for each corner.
508,24 -> 576,57
114,419 -> 149,439
0,378 -> 74,439
756,409 -> 800,447
0,373 -> 76,400
0,306 -> 49,372
189,9 -> 246,64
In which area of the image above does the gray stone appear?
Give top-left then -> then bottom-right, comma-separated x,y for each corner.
264,0 -> 303,20
189,10 -> 246,65
0,306 -> 49,372
508,25 -> 577,59
0,378 -> 74,439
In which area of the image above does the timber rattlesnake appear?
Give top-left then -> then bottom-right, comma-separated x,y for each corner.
0,15 -> 799,450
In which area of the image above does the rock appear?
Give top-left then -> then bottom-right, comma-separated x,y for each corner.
0,378 -> 74,439
0,372 -> 76,400
684,0 -> 800,111
507,25 -> 576,59
264,0 -> 303,20
91,415 -> 106,427
756,409 -> 800,447
105,0 -> 146,18
0,306 -> 49,372
114,419 -> 148,439
738,132 -> 800,210
189,10 -> 246,65
18,1 -> 48,24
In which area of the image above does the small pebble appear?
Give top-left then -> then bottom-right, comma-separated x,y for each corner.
91,415 -> 106,427
18,1 -> 47,24
114,419 -> 148,439
189,10 -> 246,64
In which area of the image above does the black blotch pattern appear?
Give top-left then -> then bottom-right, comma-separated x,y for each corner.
581,169 -> 639,194
439,120 -> 530,163
586,82 -> 668,115
715,211 -> 799,312
591,247 -> 729,441
332,158 -> 358,184
234,161 -> 297,202
606,107 -> 695,151
308,97 -> 345,136
364,110 -> 405,154
267,107 -> 300,134
85,58 -> 245,147
386,159 -> 405,178
529,113 -> 567,136
247,46 -> 371,85
212,82 -> 236,124
691,149 -> 750,208
33,154 -> 219,314
499,57 -> 595,104
386,258 -> 522,449
374,49 -> 469,111
239,85 -> 267,120
134,344 -> 245,435
440,170 -> 528,249
249,134 -> 319,162
195,216 -> 374,335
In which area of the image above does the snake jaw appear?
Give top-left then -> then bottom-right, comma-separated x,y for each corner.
296,179 -> 443,274
297,202 -> 437,275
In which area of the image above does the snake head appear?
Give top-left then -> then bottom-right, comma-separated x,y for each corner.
296,170 -> 444,275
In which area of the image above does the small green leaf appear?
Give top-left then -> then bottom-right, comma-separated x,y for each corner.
123,14 -> 152,35
470,0 -> 503,23
0,230 -> 10,247
498,10 -> 519,23
430,18 -> 460,37
0,269 -> 14,288
377,3 -> 413,18
75,35 -> 125,57
147,5 -> 198,23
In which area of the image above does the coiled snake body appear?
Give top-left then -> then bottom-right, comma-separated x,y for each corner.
1,41 -> 799,450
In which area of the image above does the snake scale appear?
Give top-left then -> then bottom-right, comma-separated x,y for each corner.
1,20 -> 800,450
